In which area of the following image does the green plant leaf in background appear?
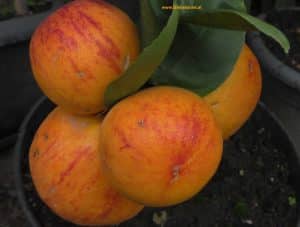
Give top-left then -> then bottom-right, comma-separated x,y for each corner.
150,0 -> 246,96
151,26 -> 245,96
150,0 -> 290,97
103,5 -> 180,108
181,9 -> 290,53
149,0 -> 167,20
139,0 -> 161,47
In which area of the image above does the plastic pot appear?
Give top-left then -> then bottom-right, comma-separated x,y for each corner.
14,97 -> 300,227
247,7 -> 300,153
14,97 -> 55,227
0,0 -> 64,47
0,41 -> 43,149
247,8 -> 300,94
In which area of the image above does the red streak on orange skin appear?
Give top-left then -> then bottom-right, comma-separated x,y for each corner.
56,3 -> 122,74
67,57 -> 95,81
51,28 -> 78,50
97,190 -> 119,219
94,39 -> 122,74
75,9 -> 121,72
75,10 -> 123,60
115,128 -> 132,151
167,112 -> 204,183
37,1 -> 122,74
78,170 -> 101,194
39,140 -> 58,160
39,15 -> 78,51
248,58 -> 256,79
37,19 -> 49,45
73,23 -> 121,74
77,10 -> 103,32
57,146 -> 91,185
69,57 -> 80,72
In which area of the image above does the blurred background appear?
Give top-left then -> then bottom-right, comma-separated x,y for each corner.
0,0 -> 300,226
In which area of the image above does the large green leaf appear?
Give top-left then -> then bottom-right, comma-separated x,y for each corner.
150,0 -> 289,52
181,9 -> 290,53
151,25 -> 245,96
150,0 -> 246,96
104,8 -> 180,108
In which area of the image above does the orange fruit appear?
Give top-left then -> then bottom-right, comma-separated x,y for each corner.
30,0 -> 140,114
204,45 -> 262,139
29,108 -> 143,226
100,86 -> 223,207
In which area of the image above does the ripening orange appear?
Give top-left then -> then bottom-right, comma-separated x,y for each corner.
29,108 -> 143,226
204,45 -> 262,139
30,0 -> 140,114
100,86 -> 223,207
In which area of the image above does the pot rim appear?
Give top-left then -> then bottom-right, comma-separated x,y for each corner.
247,7 -> 300,92
13,96 -> 48,227
13,97 -> 300,227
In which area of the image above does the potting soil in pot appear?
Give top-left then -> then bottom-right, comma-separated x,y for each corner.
22,108 -> 297,227
262,10 -> 300,73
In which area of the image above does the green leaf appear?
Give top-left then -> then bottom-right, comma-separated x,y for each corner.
150,0 -> 248,96
139,0 -> 161,47
151,25 -> 245,96
104,8 -> 180,108
181,9 -> 290,53
149,0 -> 167,20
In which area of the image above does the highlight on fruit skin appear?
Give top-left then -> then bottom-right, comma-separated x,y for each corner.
100,86 -> 223,207
204,45 -> 262,140
29,108 -> 143,226
29,0 -> 140,115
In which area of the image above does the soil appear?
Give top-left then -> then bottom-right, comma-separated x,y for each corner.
0,148 -> 28,227
19,107 -> 298,227
262,9 -> 300,73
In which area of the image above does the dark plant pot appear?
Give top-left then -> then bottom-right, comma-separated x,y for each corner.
0,0 -> 64,143
248,0 -> 275,15
247,8 -> 300,95
14,97 -> 300,227
0,40 -> 43,149
247,7 -> 300,152
28,1 -> 53,14
0,0 -> 64,47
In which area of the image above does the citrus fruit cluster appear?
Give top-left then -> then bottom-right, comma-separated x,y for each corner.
28,0 -> 262,226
